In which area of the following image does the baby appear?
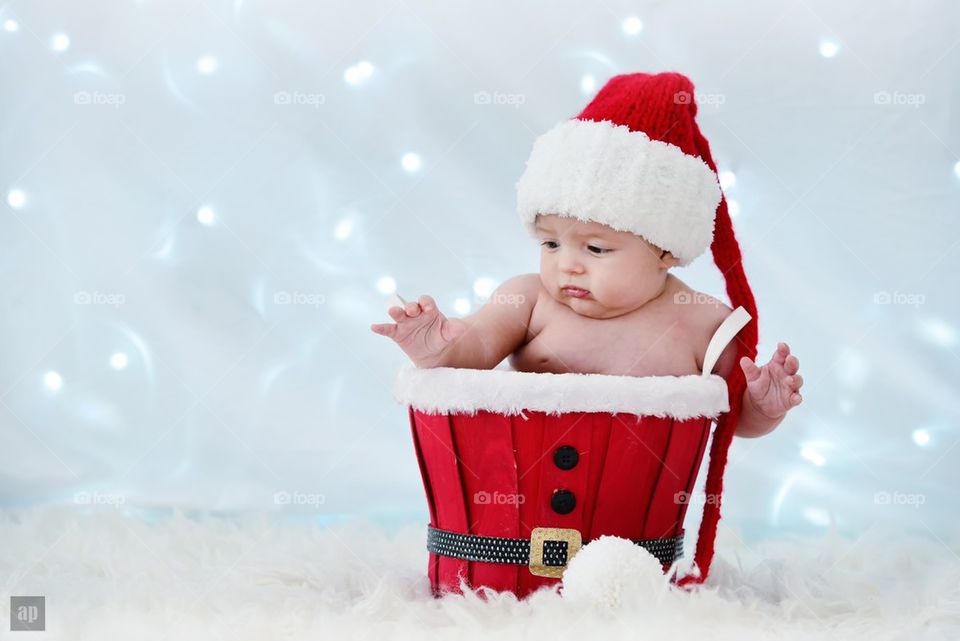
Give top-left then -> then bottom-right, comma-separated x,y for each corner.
371,72 -> 803,438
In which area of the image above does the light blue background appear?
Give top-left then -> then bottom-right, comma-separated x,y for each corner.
1,0 -> 958,545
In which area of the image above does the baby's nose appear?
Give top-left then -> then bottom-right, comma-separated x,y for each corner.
559,256 -> 585,273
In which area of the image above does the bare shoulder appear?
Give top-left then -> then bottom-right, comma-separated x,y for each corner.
495,273 -> 541,295
491,273 -> 541,312
672,280 -> 736,377
668,277 -> 732,323
455,274 -> 541,370
479,273 -> 541,331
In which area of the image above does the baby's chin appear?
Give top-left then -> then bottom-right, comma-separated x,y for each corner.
552,291 -> 620,319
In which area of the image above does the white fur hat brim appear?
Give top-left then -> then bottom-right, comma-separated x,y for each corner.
515,119 -> 723,266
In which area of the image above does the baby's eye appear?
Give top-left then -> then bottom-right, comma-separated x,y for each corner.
540,241 -> 559,250
587,245 -> 611,255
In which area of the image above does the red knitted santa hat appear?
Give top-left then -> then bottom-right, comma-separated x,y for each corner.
516,71 -> 759,587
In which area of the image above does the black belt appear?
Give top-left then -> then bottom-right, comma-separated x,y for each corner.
427,525 -> 684,578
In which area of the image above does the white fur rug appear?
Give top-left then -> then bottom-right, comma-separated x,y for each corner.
2,506 -> 957,640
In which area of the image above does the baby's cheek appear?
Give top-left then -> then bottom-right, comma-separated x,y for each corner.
597,265 -> 629,292
606,269 -> 631,286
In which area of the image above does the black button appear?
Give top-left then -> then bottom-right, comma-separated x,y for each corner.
553,445 -> 579,470
551,489 -> 576,514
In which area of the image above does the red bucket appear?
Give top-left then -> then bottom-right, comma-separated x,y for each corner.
396,362 -> 734,599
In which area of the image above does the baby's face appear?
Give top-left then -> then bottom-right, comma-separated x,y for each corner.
534,214 -> 677,319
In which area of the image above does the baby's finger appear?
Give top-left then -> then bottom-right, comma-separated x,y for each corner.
385,293 -> 407,314
785,355 -> 800,375
787,374 -> 803,390
370,323 -> 397,338
418,294 -> 437,313
404,301 -> 422,317
773,342 -> 789,365
740,357 -> 762,382
387,306 -> 406,322
790,392 -> 803,406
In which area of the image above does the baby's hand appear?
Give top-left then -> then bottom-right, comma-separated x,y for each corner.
739,342 -> 803,420
370,295 -> 468,368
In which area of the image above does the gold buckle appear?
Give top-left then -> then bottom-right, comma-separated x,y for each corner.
529,527 -> 582,578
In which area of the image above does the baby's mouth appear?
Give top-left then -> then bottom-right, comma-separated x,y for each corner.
561,286 -> 590,299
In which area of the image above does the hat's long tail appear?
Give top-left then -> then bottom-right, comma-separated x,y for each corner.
677,125 -> 759,589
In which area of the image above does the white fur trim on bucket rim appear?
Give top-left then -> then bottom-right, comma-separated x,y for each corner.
393,363 -> 729,419
515,119 -> 723,266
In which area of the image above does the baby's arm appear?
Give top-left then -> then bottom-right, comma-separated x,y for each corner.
370,274 -> 539,370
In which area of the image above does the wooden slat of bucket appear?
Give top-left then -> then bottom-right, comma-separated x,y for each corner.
451,410 -> 521,594
581,412 -> 613,541
408,408 -> 440,592
676,417 -> 713,529
535,411 -> 594,531
588,415 -> 672,538
641,417 -> 712,541
512,410 -> 555,597
413,411 -> 470,593
535,411 -> 595,595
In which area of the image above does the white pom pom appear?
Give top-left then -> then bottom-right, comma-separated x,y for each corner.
561,536 -> 669,608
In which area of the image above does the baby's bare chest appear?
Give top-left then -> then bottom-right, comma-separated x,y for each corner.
508,298 -> 702,377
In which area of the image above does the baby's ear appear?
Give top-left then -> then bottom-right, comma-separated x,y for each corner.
659,250 -> 681,269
